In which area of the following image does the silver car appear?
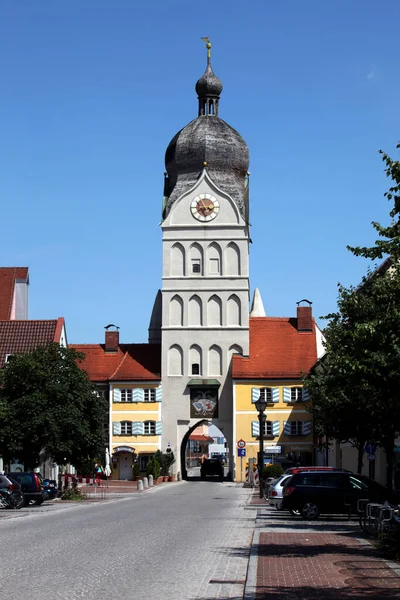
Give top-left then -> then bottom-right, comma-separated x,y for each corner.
267,474 -> 292,509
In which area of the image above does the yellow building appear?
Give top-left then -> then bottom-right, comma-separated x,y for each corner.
232,303 -> 323,481
71,326 -> 161,480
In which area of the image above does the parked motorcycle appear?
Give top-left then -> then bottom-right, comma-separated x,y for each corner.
43,479 -> 59,500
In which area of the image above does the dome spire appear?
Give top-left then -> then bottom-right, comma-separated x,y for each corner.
196,37 -> 223,117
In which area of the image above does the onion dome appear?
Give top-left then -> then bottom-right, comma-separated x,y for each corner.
163,40 -> 250,221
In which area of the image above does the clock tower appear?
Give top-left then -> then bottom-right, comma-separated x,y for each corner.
154,42 -> 250,478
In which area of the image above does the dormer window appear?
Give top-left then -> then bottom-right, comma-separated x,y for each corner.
5,354 -> 14,363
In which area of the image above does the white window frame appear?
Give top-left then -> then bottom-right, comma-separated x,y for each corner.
291,387 -> 303,402
143,421 -> 156,435
144,389 -> 156,403
263,421 -> 273,436
121,389 -> 132,403
120,421 -> 132,435
290,421 -> 303,435
260,388 -> 273,402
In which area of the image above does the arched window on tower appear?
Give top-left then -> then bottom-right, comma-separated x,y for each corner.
168,345 -> 183,376
227,294 -> 241,326
208,345 -> 222,376
207,242 -> 222,276
171,243 -> 185,277
169,295 -> 183,326
189,345 -> 202,376
225,243 -> 241,276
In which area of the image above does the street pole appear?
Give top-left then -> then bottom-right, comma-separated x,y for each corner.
253,397 -> 268,499
258,409 -> 265,498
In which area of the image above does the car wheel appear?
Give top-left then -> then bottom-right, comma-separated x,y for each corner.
301,502 -> 319,520
8,492 -> 24,509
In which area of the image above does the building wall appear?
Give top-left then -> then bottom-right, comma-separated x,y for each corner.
110,383 -> 162,479
234,381 -> 313,481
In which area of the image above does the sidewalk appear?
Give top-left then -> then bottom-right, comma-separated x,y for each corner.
245,491 -> 400,599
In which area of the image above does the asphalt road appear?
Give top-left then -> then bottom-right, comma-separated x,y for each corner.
0,481 -> 254,600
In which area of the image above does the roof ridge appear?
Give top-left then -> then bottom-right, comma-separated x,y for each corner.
109,351 -> 128,380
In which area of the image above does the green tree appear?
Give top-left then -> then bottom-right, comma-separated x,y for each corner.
0,343 -> 107,470
306,143 -> 400,486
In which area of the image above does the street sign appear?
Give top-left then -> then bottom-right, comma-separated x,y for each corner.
237,439 -> 246,449
238,448 -> 246,457
367,454 -> 376,461
263,446 -> 281,454
365,443 -> 376,455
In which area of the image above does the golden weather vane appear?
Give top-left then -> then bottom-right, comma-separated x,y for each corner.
201,36 -> 212,62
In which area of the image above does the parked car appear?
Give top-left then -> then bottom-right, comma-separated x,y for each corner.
267,474 -> 292,508
281,470 -> 400,520
200,459 -> 224,481
8,471 -> 46,506
284,466 -> 350,475
43,479 -> 59,500
0,473 -> 24,509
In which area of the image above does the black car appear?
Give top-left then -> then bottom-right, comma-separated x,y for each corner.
200,459 -> 224,481
8,471 -> 47,506
281,470 -> 400,520
43,479 -> 59,500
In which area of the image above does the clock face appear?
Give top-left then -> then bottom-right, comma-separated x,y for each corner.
190,194 -> 220,222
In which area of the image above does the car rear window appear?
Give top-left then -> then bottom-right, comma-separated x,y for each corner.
296,474 -> 321,486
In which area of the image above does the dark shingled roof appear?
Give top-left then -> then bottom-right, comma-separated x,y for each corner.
165,117 -> 249,219
0,319 -> 64,367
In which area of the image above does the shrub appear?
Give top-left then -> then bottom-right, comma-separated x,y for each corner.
374,529 -> 400,560
262,464 -> 284,480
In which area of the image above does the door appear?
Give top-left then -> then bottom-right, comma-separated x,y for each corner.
119,453 -> 133,480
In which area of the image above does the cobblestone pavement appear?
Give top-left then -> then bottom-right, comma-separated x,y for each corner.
245,496 -> 400,600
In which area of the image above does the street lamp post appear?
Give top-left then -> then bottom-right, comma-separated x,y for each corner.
254,397 -> 268,499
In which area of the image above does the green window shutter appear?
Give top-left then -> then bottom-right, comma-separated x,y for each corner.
132,421 -> 145,435
251,388 -> 260,403
155,421 -> 162,435
303,388 -> 310,402
112,421 -> 121,435
156,386 -> 162,402
272,388 -> 279,403
303,420 -> 312,435
283,388 -> 291,403
113,389 -> 121,403
251,421 -> 259,437
284,421 -> 291,435
132,389 -> 144,403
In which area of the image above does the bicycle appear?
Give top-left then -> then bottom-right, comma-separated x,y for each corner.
358,499 -> 400,537
0,489 -> 24,510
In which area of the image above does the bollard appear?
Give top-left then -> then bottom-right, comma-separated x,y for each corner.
137,480 -> 143,491
148,474 -> 153,487
177,472 -> 182,481
143,477 -> 149,489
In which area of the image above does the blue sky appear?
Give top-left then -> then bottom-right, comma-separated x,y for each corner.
1,1 -> 400,343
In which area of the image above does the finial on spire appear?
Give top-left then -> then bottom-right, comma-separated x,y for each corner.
201,36 -> 211,64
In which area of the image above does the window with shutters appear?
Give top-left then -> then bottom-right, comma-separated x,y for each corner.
290,421 -> 303,435
291,388 -> 303,402
263,421 -> 273,436
120,421 -> 132,435
144,389 -> 156,403
260,388 -> 273,403
121,389 -> 132,403
144,421 -> 156,435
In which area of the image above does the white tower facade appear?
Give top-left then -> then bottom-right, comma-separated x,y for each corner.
157,43 -> 251,477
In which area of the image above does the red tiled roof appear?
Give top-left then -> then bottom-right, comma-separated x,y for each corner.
0,318 -> 64,367
189,434 -> 214,442
0,267 -> 29,320
232,317 -> 318,379
70,343 -> 161,382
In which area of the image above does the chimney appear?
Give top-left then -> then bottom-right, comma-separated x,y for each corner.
296,300 -> 313,332
104,324 -> 119,353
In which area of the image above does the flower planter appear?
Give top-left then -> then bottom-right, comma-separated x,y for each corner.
168,475 -> 176,482
163,476 -> 169,482
157,476 -> 163,484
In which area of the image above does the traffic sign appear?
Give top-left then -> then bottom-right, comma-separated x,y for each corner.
237,439 -> 246,449
238,448 -> 246,457
365,443 -> 376,456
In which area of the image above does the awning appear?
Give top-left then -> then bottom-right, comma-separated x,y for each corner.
187,379 -> 221,387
